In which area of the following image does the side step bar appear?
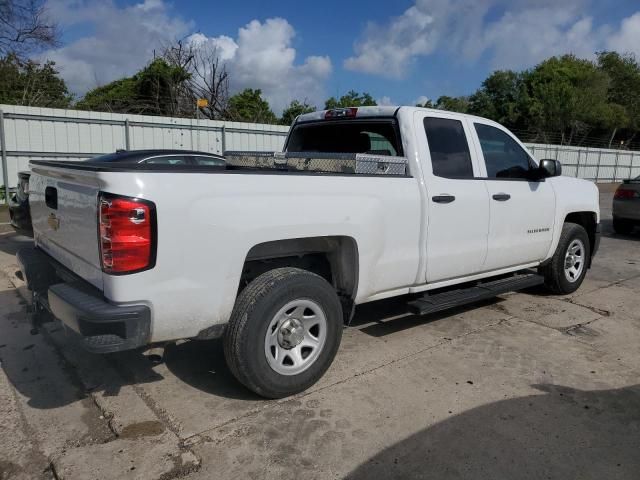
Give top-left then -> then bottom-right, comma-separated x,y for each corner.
407,272 -> 544,316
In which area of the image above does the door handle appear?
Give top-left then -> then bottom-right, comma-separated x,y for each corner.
492,193 -> 511,201
432,194 -> 456,204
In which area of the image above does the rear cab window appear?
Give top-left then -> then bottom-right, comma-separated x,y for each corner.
285,119 -> 402,156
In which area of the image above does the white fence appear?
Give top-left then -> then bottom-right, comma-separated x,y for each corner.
527,143 -> 640,184
2,104 -> 640,200
0,104 -> 289,197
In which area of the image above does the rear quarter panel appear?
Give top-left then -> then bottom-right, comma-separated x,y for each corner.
97,171 -> 422,342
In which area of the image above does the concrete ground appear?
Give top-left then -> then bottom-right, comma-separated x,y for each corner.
0,206 -> 12,235
0,190 -> 638,480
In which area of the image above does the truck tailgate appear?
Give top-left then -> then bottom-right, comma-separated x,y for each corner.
29,164 -> 103,290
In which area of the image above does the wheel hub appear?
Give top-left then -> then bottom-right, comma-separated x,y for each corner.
265,299 -> 328,376
565,254 -> 576,269
563,238 -> 585,283
277,318 -> 305,349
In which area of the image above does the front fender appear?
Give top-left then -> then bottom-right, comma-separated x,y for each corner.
544,177 -> 600,261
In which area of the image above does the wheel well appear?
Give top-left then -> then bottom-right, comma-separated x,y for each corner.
565,211 -> 597,260
239,236 -> 359,322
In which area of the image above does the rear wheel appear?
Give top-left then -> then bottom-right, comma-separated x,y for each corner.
613,217 -> 634,235
224,267 -> 343,398
540,222 -> 590,294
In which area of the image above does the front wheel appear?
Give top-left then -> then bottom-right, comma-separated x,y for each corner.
539,222 -> 590,294
224,267 -> 343,398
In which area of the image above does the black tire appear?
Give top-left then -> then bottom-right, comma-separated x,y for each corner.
224,267 -> 343,398
613,217 -> 634,235
539,222 -> 590,295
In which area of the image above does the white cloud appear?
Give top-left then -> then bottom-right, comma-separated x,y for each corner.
606,12 -> 640,57
187,33 -> 238,62
186,18 -> 332,113
413,95 -> 431,106
376,96 -> 395,106
344,0 -> 640,77
42,0 -> 192,94
42,3 -> 331,114
344,0 -> 497,77
479,6 -> 602,69
344,4 -> 437,77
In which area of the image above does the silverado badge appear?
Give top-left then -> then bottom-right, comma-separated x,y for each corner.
47,213 -> 60,231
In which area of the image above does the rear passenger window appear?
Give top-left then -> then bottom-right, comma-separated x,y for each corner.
143,156 -> 188,165
193,155 -> 226,166
474,123 -> 533,179
423,118 -> 474,178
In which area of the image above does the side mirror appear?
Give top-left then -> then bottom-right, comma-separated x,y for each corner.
538,159 -> 562,178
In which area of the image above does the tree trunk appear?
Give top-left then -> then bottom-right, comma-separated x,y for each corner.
608,128 -> 617,148
567,125 -> 575,146
624,132 -> 637,149
577,127 -> 592,147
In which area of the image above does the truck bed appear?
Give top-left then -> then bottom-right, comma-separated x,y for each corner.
30,151 -> 409,177
27,155 -> 421,342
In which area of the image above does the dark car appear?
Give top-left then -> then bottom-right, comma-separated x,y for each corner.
85,149 -> 227,166
612,176 -> 640,234
8,149 -> 226,235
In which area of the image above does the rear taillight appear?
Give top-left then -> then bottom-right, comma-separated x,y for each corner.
98,193 -> 156,274
614,188 -> 638,199
325,107 -> 358,119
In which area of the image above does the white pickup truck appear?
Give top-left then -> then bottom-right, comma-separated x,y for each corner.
17,106 -> 600,398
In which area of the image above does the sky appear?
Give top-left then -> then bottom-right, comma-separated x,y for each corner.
41,0 -> 640,114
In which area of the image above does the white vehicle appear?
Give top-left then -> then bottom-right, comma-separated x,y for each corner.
18,106 -> 600,398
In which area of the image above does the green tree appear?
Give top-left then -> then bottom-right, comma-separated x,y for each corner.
597,51 -> 640,146
468,70 -> 528,127
415,98 -> 435,108
76,58 -> 190,115
415,52 -> 640,148
416,95 -> 469,113
226,88 -> 277,124
279,100 -> 315,125
525,55 -> 613,144
0,53 -> 71,107
599,103 -> 630,147
324,90 -> 377,109
434,95 -> 470,113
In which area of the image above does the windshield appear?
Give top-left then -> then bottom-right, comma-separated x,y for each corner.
286,120 -> 402,156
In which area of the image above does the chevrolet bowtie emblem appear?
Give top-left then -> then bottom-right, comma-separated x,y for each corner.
47,213 -> 60,231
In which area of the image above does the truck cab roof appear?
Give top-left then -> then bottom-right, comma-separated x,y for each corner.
296,106 -> 400,123
295,106 -> 502,128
